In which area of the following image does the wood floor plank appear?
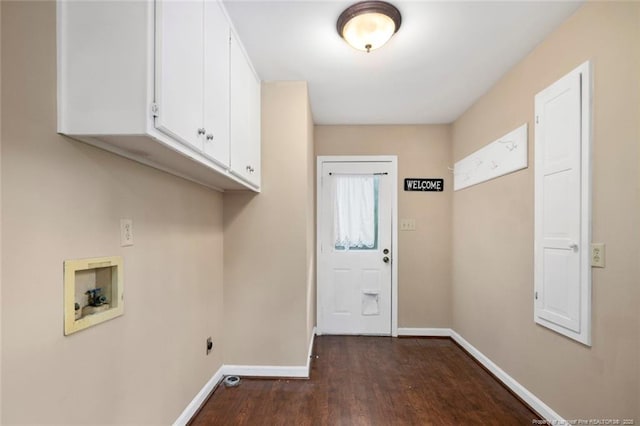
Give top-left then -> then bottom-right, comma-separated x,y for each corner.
190,336 -> 539,425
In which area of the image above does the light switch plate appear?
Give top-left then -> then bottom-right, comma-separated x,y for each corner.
400,219 -> 416,231
591,243 -> 605,268
120,219 -> 134,247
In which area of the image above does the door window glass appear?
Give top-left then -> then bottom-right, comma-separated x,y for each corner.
333,175 -> 379,251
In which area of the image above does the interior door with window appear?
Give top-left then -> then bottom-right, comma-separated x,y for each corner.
318,160 -> 393,335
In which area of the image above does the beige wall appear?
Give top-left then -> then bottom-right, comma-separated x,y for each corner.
315,125 -> 452,328
451,2 -> 640,419
0,1 -> 3,420
305,92 -> 316,344
637,6 -> 640,415
223,81 -> 315,366
1,2 -> 225,424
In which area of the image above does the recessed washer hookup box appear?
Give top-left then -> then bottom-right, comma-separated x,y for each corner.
64,256 -> 124,335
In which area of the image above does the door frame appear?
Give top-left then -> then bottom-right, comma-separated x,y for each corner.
316,155 -> 399,337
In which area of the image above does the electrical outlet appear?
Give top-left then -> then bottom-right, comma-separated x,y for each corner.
206,337 -> 213,355
400,219 -> 416,231
120,219 -> 134,247
591,243 -> 605,268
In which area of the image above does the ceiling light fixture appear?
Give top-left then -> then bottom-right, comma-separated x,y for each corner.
337,1 -> 402,53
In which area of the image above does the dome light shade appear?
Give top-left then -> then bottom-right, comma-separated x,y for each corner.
337,1 -> 402,53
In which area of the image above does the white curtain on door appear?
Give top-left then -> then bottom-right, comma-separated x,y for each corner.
333,175 -> 375,250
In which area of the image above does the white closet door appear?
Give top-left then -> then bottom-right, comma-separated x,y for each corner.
155,0 -> 204,151
534,61 -> 591,345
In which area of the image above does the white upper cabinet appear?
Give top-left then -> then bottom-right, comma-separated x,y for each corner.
57,0 -> 259,191
203,1 -> 231,168
155,0 -> 205,152
156,0 -> 231,167
230,33 -> 261,188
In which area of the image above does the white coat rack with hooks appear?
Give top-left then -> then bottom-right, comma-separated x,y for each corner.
453,123 -> 528,191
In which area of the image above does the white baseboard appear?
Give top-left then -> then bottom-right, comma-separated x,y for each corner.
175,329 -> 564,425
223,364 -> 309,378
173,329 -> 317,425
172,365 -> 224,426
395,327 -> 564,422
225,327 -> 317,379
306,326 -> 317,374
397,327 -> 453,337
450,331 -> 566,423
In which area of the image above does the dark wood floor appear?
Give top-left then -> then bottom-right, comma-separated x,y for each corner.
191,336 -> 539,425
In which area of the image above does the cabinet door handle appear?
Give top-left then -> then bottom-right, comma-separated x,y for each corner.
197,128 -> 206,135
206,134 -> 213,141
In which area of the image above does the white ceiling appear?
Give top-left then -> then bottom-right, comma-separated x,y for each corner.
223,0 -> 582,125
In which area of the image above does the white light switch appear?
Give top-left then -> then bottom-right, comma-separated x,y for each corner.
400,219 -> 416,231
120,219 -> 134,247
591,243 -> 605,268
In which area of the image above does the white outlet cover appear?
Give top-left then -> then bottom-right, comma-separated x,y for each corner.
591,243 -> 605,268
120,219 -> 134,247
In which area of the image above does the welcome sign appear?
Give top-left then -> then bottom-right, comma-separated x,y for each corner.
404,178 -> 444,192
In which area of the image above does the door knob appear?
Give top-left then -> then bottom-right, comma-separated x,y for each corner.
383,248 -> 389,254
383,256 -> 390,263
569,243 -> 579,251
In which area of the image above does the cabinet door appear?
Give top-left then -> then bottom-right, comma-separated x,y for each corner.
230,33 -> 260,187
155,0 -> 204,151
247,70 -> 261,187
203,1 -> 230,167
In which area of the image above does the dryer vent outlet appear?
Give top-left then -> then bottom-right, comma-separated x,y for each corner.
223,376 -> 241,387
